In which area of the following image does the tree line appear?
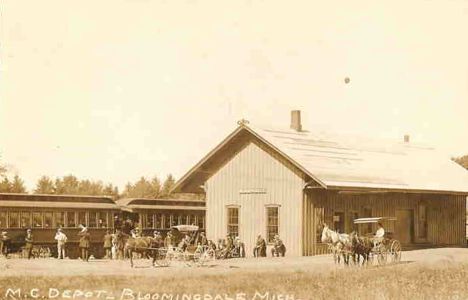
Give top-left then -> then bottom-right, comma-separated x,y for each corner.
0,173 -> 179,199
0,158 -> 185,199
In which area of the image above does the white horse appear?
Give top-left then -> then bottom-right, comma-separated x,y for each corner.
321,223 -> 351,264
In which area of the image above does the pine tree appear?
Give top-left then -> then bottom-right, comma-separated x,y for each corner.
11,175 -> 27,193
34,176 -> 55,194
161,174 -> 176,198
150,176 -> 162,198
0,177 -> 11,193
61,175 -> 80,194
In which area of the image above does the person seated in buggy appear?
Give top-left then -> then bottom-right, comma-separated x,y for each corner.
372,222 -> 385,248
271,235 -> 286,257
178,234 -> 192,251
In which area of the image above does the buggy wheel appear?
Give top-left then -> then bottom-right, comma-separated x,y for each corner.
155,248 -> 170,267
390,240 -> 402,263
377,245 -> 387,266
194,250 -> 211,267
377,252 -> 386,266
183,252 -> 194,267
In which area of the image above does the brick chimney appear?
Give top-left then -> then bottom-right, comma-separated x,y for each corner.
404,134 -> 410,143
290,110 -> 302,132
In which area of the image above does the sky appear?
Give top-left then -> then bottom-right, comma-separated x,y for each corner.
1,0 -> 468,191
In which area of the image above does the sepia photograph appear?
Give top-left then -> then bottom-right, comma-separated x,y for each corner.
1,1 -> 468,299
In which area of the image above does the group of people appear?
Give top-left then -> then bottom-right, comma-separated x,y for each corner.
253,234 -> 286,257
214,234 -> 246,259
0,225 -> 287,261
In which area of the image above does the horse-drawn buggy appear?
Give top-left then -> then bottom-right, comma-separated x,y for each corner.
124,225 -> 215,268
321,217 -> 402,266
160,225 -> 215,267
353,217 -> 402,265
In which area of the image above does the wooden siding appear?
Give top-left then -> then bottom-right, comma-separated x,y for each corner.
303,190 -> 467,255
206,138 -> 305,256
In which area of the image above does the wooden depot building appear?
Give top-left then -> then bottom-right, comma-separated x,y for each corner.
172,110 -> 468,256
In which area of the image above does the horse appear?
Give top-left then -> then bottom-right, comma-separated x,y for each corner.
349,232 -> 373,266
321,223 -> 351,264
124,236 -> 163,268
112,231 -> 128,260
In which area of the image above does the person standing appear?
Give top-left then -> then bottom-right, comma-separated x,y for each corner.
164,231 -> 174,248
153,231 -> 163,247
253,234 -> 266,257
1,231 -> 11,258
54,228 -> 68,259
78,227 -> 91,262
199,232 -> 208,247
24,229 -> 34,259
222,235 -> 234,258
103,230 -> 112,259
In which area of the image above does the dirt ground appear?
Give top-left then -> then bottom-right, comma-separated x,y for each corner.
1,247 -> 467,278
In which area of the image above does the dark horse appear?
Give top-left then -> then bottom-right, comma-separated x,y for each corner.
349,232 -> 373,266
125,236 -> 163,268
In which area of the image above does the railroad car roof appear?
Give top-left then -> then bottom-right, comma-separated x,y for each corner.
116,198 -> 206,212
0,193 -> 119,209
173,122 -> 468,195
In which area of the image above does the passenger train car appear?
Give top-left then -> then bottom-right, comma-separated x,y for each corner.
116,198 -> 205,235
0,193 -> 206,258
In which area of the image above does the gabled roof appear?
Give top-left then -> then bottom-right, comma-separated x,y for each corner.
172,122 -> 468,195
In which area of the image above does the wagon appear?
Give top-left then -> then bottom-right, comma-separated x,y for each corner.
353,217 -> 402,265
155,225 -> 214,267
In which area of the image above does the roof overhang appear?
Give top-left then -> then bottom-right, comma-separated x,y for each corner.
122,205 -> 206,211
331,185 -> 468,196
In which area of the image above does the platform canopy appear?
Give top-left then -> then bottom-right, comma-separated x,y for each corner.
353,217 -> 397,224
171,225 -> 199,232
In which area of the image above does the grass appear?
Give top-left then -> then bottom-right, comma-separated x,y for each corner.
1,262 -> 468,299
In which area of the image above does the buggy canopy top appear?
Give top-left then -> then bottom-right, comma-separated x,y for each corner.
354,217 -> 397,224
171,225 -> 199,232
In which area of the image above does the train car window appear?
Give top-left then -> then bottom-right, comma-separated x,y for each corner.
0,211 -> 7,228
54,212 -> 65,228
9,212 -> 20,228
112,212 -> 120,228
189,215 -> 196,226
21,212 -> 31,228
155,214 -> 162,229
98,212 -> 107,228
89,211 -> 97,228
146,213 -> 154,229
198,215 -> 205,229
174,214 -> 180,225
78,212 -> 87,227
44,212 -> 53,228
33,212 -> 43,228
164,214 -> 172,229
66,212 -> 76,227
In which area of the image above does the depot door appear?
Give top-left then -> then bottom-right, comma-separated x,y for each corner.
395,209 -> 414,244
